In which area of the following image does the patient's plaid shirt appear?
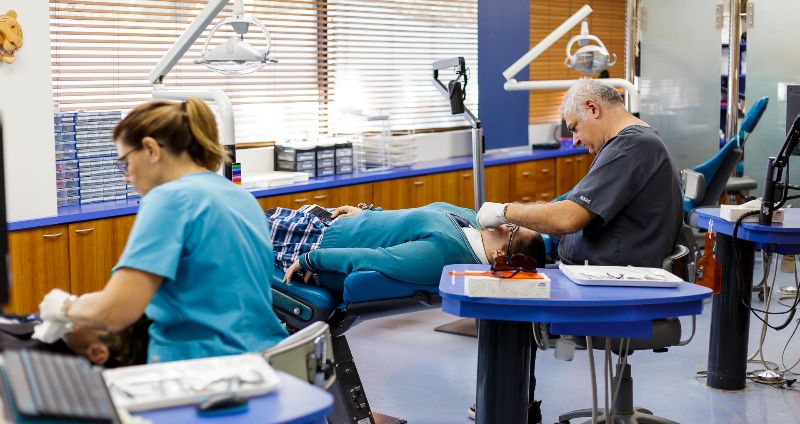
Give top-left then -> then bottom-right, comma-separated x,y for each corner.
265,205 -> 328,273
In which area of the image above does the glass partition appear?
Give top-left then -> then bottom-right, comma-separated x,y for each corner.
744,1 -> 800,195
639,0 -> 721,172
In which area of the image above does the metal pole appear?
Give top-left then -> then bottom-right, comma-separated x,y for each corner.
624,0 -> 639,111
725,0 -> 742,140
472,127 -> 485,211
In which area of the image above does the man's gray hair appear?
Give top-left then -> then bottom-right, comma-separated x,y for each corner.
560,77 -> 625,120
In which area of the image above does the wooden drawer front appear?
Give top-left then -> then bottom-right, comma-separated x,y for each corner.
332,183 -> 373,207
259,190 -> 330,210
486,165 -> 512,203
556,154 -> 592,195
556,156 -> 579,195
514,159 -> 554,201
517,190 -> 555,204
8,225 -> 71,314
452,170 -> 476,209
69,216 -> 135,295
373,175 -> 437,210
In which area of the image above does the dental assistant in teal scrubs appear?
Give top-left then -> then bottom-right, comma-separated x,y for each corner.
39,99 -> 288,362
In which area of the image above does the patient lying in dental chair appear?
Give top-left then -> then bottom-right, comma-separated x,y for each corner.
266,202 -> 545,291
0,313 -> 151,368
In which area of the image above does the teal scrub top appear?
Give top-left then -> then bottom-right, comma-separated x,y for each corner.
114,172 -> 288,363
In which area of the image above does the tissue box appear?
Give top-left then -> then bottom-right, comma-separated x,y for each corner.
464,274 -> 551,299
720,203 -> 784,223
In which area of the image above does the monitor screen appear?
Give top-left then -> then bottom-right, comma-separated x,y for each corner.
786,85 -> 800,155
0,116 -> 8,308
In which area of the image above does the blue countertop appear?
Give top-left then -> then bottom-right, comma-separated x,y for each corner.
10,142 -> 587,231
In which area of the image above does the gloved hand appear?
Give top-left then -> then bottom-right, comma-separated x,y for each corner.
477,202 -> 508,229
32,321 -> 72,344
39,288 -> 76,323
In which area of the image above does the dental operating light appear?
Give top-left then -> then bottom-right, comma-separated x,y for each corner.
564,20 -> 617,75
148,0 -> 277,179
503,5 -> 638,114
195,0 -> 277,75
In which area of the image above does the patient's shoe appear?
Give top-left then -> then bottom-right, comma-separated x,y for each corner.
467,400 -> 542,423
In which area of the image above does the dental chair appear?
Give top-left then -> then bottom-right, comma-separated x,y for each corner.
682,96 -> 768,222
271,269 -> 440,424
557,244 -> 694,424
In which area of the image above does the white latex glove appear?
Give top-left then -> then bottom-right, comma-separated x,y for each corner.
477,202 -> 508,229
32,321 -> 72,344
39,288 -> 75,323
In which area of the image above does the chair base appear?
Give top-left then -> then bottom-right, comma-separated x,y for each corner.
558,363 -> 678,424
433,318 -> 477,338
558,407 -> 678,424
371,412 -> 407,424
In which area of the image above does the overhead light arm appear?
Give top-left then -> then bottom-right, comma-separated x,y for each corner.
503,5 -> 592,81
502,4 -> 638,114
148,0 -> 229,85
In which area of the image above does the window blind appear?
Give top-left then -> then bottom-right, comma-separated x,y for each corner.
49,0 -> 478,142
325,0 -> 478,134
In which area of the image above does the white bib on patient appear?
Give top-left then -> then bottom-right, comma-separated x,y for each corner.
462,227 -> 489,265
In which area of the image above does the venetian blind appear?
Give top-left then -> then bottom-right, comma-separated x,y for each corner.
49,0 -> 478,142
529,0 -> 627,124
325,0 -> 478,134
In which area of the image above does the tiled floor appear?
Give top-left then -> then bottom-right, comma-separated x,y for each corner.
346,257 -> 800,423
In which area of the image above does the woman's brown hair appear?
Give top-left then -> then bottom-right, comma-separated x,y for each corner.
112,98 -> 226,171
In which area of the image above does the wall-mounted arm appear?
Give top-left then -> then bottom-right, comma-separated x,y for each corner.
502,4 -> 639,114
504,78 -> 639,115
148,0 -> 230,85
502,5 -> 592,82
760,114 -> 800,225
432,57 -> 484,211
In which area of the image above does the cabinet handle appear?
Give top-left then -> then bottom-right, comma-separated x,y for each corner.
42,233 -> 63,239
576,157 -> 584,162
293,198 -> 308,203
413,181 -> 425,186
521,196 -> 532,202
521,171 -> 531,177
462,173 -> 472,178
74,228 -> 94,234
565,158 -> 573,163
541,193 -> 551,198
313,195 -> 328,200
540,168 -> 551,174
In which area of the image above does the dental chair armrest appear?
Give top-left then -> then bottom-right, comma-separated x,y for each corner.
681,169 -> 706,202
262,321 -> 336,389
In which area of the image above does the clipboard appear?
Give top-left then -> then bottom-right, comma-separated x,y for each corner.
559,264 -> 683,288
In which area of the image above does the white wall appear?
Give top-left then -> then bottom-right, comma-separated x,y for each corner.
0,2 -> 57,221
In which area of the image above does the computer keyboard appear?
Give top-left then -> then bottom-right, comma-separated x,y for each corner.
4,349 -> 118,423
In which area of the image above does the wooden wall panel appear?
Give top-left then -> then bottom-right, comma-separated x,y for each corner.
529,0 -> 628,124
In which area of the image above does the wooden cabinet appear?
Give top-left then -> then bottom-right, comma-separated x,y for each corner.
259,190 -> 333,210
69,216 -> 136,295
5,155 -> 585,314
373,174 -> 440,209
556,154 -> 591,196
511,159 -> 556,203
328,183 -> 373,207
7,225 -> 71,314
486,165 -> 511,203
257,183 -> 374,211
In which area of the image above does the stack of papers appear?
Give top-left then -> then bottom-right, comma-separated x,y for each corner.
103,353 -> 279,412
559,264 -> 683,288
456,271 -> 551,299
